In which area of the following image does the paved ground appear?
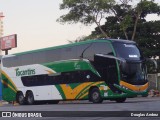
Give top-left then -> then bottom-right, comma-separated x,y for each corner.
0,97 -> 159,120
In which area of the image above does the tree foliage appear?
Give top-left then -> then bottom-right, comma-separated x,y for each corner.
57,0 -> 160,72
131,0 -> 160,40
57,0 -> 160,41
57,0 -> 115,38
89,0 -> 160,58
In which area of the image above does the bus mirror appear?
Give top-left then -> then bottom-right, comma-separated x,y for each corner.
145,58 -> 158,70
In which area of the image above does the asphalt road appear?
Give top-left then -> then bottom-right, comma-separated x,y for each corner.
0,97 -> 160,120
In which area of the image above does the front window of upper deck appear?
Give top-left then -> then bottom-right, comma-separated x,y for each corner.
113,42 -> 147,84
113,43 -> 142,61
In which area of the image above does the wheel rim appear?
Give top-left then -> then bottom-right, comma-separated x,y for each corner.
92,92 -> 99,101
27,94 -> 33,104
19,95 -> 24,103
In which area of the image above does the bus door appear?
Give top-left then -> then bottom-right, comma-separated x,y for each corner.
94,55 -> 120,93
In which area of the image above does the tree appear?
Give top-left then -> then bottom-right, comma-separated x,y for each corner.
88,0 -> 160,41
131,0 -> 160,41
89,0 -> 160,58
137,21 -> 160,58
110,3 -> 133,40
68,35 -> 87,43
89,3 -> 134,39
57,0 -> 115,38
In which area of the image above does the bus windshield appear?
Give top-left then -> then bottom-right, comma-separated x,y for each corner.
113,43 -> 141,61
113,42 -> 147,85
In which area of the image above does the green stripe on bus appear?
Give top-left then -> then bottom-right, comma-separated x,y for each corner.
75,82 -> 95,99
55,85 -> 66,99
1,73 -> 17,92
43,60 -> 100,77
76,82 -> 105,99
69,83 -> 81,90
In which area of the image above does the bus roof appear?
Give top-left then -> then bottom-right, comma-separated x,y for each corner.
106,39 -> 135,44
14,38 -> 135,56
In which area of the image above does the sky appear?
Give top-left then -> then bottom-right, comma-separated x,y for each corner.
0,0 -> 160,54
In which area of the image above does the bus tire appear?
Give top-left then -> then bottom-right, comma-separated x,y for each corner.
115,98 -> 126,103
26,91 -> 34,105
16,91 -> 25,105
89,87 -> 103,103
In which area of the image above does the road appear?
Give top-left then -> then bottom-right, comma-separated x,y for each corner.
0,97 -> 160,120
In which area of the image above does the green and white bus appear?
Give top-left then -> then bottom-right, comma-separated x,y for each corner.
1,39 -> 149,105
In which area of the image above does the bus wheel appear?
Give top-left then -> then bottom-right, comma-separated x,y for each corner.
115,98 -> 126,103
26,91 -> 34,105
90,88 -> 103,103
16,92 -> 25,105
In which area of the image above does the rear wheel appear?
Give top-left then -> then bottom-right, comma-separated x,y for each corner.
16,92 -> 25,105
115,98 -> 126,103
26,91 -> 34,105
89,88 -> 103,103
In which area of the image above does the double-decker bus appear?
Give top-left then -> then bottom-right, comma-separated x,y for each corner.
1,39 -> 148,105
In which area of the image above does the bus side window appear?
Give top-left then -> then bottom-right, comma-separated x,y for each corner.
62,47 -> 77,60
45,49 -> 61,63
3,56 -> 19,67
82,42 -> 113,61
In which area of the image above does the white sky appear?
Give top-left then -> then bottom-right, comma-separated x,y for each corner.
0,0 -> 160,54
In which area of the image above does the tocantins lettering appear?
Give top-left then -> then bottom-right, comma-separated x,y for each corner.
15,68 -> 36,76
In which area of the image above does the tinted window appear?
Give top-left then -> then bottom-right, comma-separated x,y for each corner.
61,46 -> 77,60
21,54 -> 34,65
83,42 -> 113,61
76,44 -> 90,58
113,43 -> 141,60
3,49 -> 62,67
3,56 -> 21,67
45,49 -> 61,62
21,70 -> 100,87
3,42 -> 113,67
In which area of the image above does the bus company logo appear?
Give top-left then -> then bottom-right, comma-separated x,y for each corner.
15,68 -> 36,77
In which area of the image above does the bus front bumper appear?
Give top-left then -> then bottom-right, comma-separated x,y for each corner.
114,84 -> 148,98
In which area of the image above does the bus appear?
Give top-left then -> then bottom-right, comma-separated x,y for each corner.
1,39 -> 149,105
